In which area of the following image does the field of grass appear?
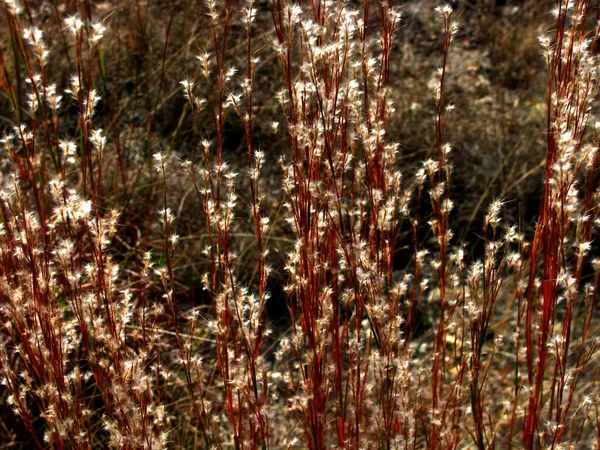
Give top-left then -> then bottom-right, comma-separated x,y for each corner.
0,0 -> 599,448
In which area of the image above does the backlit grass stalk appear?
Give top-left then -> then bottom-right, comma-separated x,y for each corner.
524,2 -> 600,447
427,6 -> 458,448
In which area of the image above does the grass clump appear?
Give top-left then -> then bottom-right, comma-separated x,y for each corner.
0,0 -> 599,449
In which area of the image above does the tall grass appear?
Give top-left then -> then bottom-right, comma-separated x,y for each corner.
0,0 -> 599,448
